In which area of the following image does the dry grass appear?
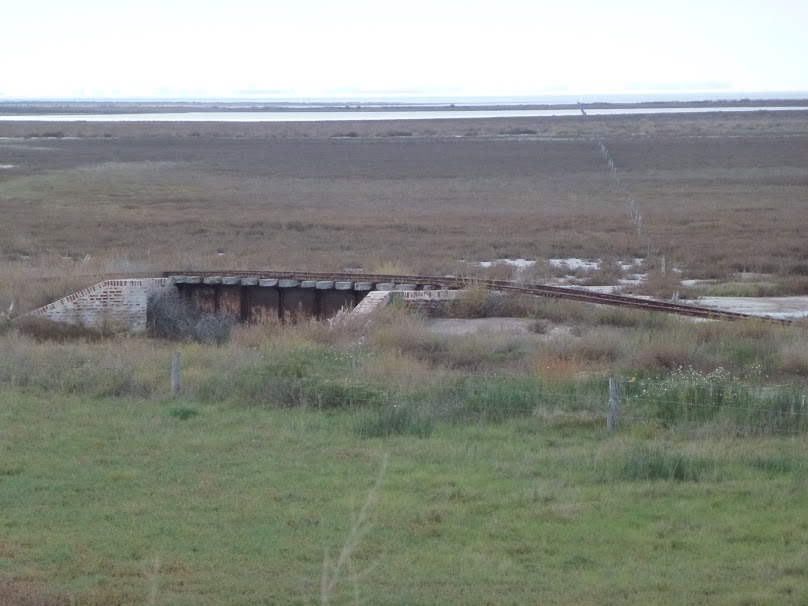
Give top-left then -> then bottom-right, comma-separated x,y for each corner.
0,579 -> 69,606
1,112 -> 807,315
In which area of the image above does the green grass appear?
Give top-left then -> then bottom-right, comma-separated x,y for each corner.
2,389 -> 808,605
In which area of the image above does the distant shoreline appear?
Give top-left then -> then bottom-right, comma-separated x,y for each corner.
2,108 -> 807,140
1,98 -> 808,116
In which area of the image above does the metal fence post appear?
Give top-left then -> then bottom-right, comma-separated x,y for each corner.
171,352 -> 181,397
607,376 -> 620,431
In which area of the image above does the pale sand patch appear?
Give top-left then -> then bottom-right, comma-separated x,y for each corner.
427,318 -> 536,335
426,317 -> 571,337
695,296 -> 808,319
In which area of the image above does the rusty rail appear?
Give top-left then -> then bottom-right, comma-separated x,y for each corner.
163,270 -> 801,325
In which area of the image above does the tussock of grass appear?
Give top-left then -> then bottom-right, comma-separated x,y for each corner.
168,403 -> 201,420
745,454 -> 805,475
445,286 -> 502,319
624,367 -> 808,434
610,443 -> 714,482
15,316 -> 122,342
355,404 -> 433,438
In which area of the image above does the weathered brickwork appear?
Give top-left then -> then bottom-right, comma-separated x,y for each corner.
30,278 -> 171,333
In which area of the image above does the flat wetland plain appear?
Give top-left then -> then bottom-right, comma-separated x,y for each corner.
2,110 -> 808,297
2,109 -> 808,605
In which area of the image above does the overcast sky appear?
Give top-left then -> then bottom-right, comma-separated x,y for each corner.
4,0 -> 807,99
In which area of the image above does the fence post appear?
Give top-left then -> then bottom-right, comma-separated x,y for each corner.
607,376 -> 620,431
171,352 -> 181,397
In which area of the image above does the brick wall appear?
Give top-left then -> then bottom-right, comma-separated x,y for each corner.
30,278 -> 172,333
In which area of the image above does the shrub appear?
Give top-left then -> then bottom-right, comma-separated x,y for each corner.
745,454 -> 804,475
574,330 -> 623,363
577,259 -> 623,286
423,377 -> 542,424
355,404 -> 433,438
192,313 -> 236,345
630,341 -> 692,372
501,127 -> 538,135
198,346 -> 385,409
611,443 -> 713,482
624,367 -> 808,434
529,319 -> 552,334
524,298 -> 595,324
169,404 -> 200,420
15,316 -> 118,342
787,262 -> 808,276
147,291 -> 234,345
447,287 -> 501,318
779,350 -> 808,377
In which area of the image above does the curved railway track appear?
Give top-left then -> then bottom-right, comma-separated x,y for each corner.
165,270 -> 800,325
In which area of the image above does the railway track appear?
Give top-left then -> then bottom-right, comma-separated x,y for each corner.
164,270 -> 799,325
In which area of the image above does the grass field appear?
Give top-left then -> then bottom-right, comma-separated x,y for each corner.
2,302 -> 808,603
3,387 -> 808,605
1,110 -> 808,604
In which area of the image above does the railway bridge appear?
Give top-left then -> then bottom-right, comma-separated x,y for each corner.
28,269 -> 792,333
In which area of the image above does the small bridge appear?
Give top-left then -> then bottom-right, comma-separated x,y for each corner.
27,269 -> 792,334
167,270 -> 781,324
168,271 -> 445,323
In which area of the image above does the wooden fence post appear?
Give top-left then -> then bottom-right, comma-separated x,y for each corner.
171,352 -> 181,397
607,376 -> 620,431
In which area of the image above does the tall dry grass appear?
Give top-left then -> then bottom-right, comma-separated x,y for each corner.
2,112 -> 807,317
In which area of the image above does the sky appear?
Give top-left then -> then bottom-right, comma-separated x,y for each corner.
3,0 -> 808,100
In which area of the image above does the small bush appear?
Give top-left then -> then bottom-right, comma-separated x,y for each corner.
355,404 -> 433,438
198,347 -> 385,409
192,313 -> 236,345
15,316 -> 118,342
777,276 -> 808,295
501,127 -> 538,135
574,331 -> 623,363
577,259 -> 623,286
169,404 -> 200,420
594,307 -> 644,328
630,341 -> 692,371
428,377 -> 542,424
612,443 -> 712,482
624,368 -> 808,433
447,287 -> 501,318
779,350 -> 808,376
529,319 -> 552,334
147,291 -> 234,344
625,270 -> 686,299
525,298 -> 595,324
0,316 -> 13,336
745,455 -> 804,475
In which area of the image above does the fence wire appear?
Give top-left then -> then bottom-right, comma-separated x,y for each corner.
1,350 -> 806,436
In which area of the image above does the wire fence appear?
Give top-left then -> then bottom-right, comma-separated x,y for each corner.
2,348 -> 806,437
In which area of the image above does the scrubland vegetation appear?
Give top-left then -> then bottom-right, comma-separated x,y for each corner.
1,111 -> 807,604
2,300 -> 808,604
2,111 -> 808,317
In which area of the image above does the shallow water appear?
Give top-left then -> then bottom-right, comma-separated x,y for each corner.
0,106 -> 805,122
